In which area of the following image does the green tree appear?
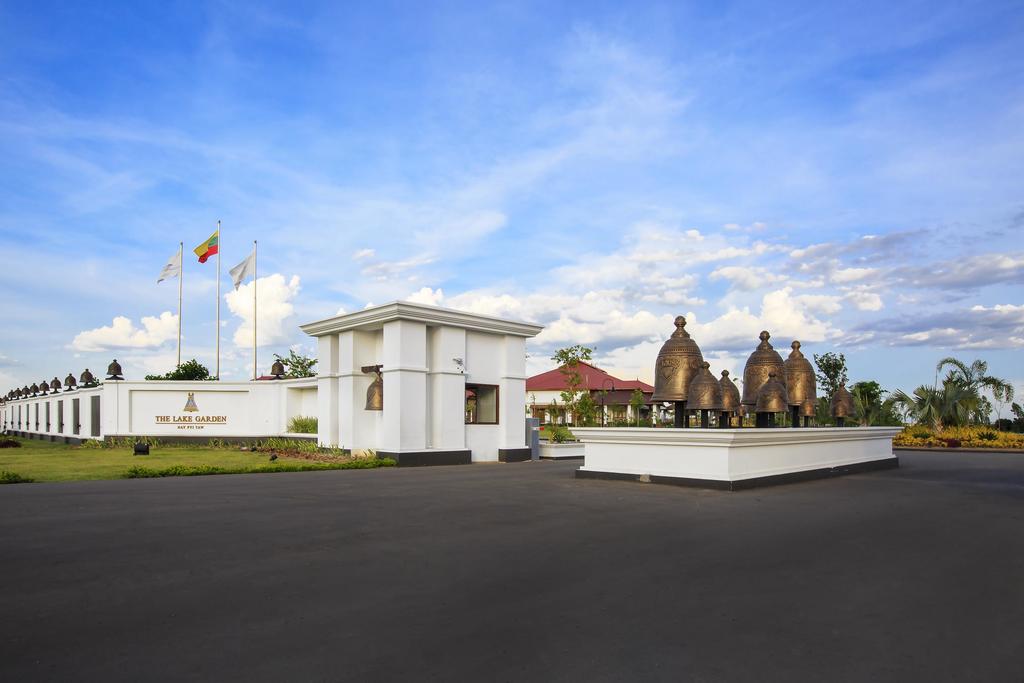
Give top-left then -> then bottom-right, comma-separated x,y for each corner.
145,359 -> 212,381
629,388 -> 646,426
892,381 -> 973,432
936,357 -> 1013,426
274,350 -> 318,378
851,381 -> 901,427
813,352 -> 849,400
552,344 -> 594,425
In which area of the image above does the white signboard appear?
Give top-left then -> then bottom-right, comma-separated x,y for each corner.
130,389 -> 251,435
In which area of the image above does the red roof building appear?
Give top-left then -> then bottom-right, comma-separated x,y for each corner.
526,362 -> 655,425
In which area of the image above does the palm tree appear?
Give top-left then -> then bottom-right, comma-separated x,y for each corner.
936,357 -> 1014,426
892,382 -> 974,431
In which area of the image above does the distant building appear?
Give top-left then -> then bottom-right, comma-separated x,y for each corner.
526,362 -> 655,425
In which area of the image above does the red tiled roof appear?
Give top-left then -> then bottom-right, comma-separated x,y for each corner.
526,362 -> 654,392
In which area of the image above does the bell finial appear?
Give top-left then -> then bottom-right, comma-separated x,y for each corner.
106,359 -> 124,380
721,369 -> 729,378
671,316 -> 690,338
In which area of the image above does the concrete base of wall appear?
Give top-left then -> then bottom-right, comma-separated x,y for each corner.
577,456 -> 899,490
6,430 -> 90,445
498,448 -> 531,463
377,449 -> 472,467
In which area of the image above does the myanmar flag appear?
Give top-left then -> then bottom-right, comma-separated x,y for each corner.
193,231 -> 219,263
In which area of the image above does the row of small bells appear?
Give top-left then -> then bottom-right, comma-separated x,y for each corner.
3,358 -> 296,404
652,316 -> 855,428
2,361 -> 122,403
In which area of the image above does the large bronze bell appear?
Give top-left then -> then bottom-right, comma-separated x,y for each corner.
106,359 -> 124,380
50,377 -> 61,393
30,383 -> 39,396
38,380 -> 48,395
687,361 -> 722,428
362,364 -> 383,411
741,331 -> 786,407
830,384 -> 855,426
652,316 -> 704,427
755,371 -> 790,427
270,359 -> 285,379
719,370 -> 740,413
687,362 -> 722,410
80,369 -> 95,386
64,373 -> 77,391
784,341 -> 816,428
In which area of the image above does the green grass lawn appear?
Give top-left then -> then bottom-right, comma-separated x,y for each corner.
0,437 -> 385,483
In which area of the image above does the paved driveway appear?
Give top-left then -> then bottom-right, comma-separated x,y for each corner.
1,450 -> 1022,682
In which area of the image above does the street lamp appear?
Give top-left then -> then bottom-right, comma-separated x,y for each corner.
601,378 -> 615,427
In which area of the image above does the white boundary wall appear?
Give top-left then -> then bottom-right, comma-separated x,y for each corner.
3,378 -> 317,442
573,427 -> 902,483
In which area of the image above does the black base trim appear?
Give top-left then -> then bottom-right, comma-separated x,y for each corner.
498,448 -> 531,463
377,449 -> 472,467
575,457 -> 900,491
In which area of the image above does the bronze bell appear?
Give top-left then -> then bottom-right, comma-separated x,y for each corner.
50,377 -> 61,393
687,362 -> 723,411
652,316 -> 704,402
755,371 -> 790,414
80,369 -> 95,386
362,365 -> 383,411
106,359 -> 124,380
23,385 -> 31,397
30,383 -> 40,396
783,341 -> 816,407
64,373 -> 77,391
270,359 -> 285,379
719,370 -> 740,414
830,384 -> 855,419
39,379 -> 49,395
741,331 -> 786,407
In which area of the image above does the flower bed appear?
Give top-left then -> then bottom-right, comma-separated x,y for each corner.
893,425 -> 1024,450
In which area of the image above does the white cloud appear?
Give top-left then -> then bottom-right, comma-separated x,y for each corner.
831,267 -> 877,283
709,266 -> 785,291
226,274 -> 301,348
70,312 -> 178,352
352,248 -> 375,260
407,287 -> 446,307
845,290 -> 884,311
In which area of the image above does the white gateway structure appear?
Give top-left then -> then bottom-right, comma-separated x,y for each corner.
300,302 -> 542,465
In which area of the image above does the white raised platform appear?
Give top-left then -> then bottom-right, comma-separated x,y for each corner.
572,427 -> 902,490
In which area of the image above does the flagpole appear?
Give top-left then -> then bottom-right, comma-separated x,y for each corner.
177,242 -> 183,368
216,220 -> 221,381
253,239 -> 258,382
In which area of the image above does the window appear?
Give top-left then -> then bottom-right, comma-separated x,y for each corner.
465,384 -> 499,424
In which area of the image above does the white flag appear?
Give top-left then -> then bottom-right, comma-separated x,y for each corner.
157,248 -> 181,283
229,248 -> 256,290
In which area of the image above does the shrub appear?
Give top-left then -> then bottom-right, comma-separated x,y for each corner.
548,425 -> 576,443
893,425 -> 1024,450
123,459 -> 395,479
288,416 -> 318,434
0,438 -> 22,448
0,470 -> 33,484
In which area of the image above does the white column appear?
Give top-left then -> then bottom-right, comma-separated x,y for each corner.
499,335 -> 527,448
317,334 -> 340,447
380,319 -> 427,452
427,326 -> 466,451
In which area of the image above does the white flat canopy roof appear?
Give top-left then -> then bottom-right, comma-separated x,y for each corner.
300,301 -> 544,338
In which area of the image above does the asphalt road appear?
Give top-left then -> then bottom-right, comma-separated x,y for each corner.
1,450 -> 1022,682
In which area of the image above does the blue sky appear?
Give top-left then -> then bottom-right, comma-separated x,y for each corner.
1,0 -> 1022,407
